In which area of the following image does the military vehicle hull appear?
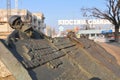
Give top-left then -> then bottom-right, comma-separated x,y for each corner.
0,33 -> 120,80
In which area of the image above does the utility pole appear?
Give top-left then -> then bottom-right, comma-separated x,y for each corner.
15,0 -> 20,15
15,0 -> 18,10
7,0 -> 11,32
7,0 -> 11,19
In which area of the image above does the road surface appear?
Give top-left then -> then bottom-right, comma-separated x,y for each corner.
98,42 -> 120,65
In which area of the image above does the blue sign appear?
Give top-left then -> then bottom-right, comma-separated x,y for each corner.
101,30 -> 112,34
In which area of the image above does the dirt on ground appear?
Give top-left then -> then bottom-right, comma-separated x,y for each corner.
98,42 -> 120,65
0,60 -> 16,80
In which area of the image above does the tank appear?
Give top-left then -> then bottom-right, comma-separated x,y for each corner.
0,15 -> 120,80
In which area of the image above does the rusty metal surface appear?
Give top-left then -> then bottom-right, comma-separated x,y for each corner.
1,31 -> 120,80
0,40 -> 32,80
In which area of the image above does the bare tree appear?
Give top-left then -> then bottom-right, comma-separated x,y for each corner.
81,0 -> 120,42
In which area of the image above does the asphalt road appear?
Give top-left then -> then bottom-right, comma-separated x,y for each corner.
98,42 -> 120,65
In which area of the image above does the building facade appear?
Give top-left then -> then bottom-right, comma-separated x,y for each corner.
0,9 -> 46,38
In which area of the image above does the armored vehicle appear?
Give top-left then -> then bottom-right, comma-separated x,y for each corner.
0,15 -> 120,80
